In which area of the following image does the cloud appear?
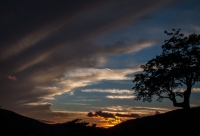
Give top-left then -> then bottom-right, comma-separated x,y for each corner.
192,88 -> 200,92
0,1 -> 105,60
64,68 -> 141,80
73,99 -> 101,102
129,106 -> 171,115
115,113 -> 140,118
102,106 -> 126,112
87,112 -> 98,117
87,110 -> 140,123
69,91 -> 74,96
7,75 -> 17,81
41,67 -> 141,97
86,106 -> 170,127
82,89 -> 134,94
17,106 -> 89,124
87,111 -> 115,119
65,103 -> 90,106
0,67 -> 140,118
174,88 -> 200,93
131,106 -> 170,111
39,97 -> 56,101
23,102 -> 52,106
91,105 -> 171,115
153,111 -> 161,115
0,0 -> 173,60
106,95 -> 136,99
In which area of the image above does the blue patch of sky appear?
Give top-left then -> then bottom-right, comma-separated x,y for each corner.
139,0 -> 200,32
194,82 -> 200,88
93,2 -> 200,69
95,0 -> 200,49
78,80 -> 133,90
96,0 -> 200,74
98,44 -> 162,70
130,45 -> 162,63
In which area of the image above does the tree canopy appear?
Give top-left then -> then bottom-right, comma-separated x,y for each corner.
132,29 -> 200,109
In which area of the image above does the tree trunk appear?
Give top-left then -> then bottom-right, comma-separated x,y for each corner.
171,96 -> 184,108
170,87 -> 191,109
182,86 -> 191,109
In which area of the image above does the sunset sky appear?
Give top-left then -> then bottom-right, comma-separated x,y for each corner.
1,0 -> 200,127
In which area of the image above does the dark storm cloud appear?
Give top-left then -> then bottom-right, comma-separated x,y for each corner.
87,111 -> 98,117
87,111 -> 140,119
87,111 -> 115,118
0,0 -> 185,117
0,0 -> 105,60
115,113 -> 140,118
0,0 -> 182,60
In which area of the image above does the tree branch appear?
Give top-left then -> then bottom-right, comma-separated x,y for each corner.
156,93 -> 169,99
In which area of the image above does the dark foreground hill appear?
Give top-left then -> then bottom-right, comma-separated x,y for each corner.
0,108 -> 101,136
108,107 -> 200,136
1,107 -> 200,136
0,108 -> 64,136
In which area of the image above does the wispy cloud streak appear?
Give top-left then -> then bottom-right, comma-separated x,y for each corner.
106,95 -> 136,99
82,89 -> 134,94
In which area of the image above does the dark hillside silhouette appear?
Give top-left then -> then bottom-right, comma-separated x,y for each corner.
0,108 -> 101,136
107,107 -> 200,136
133,29 -> 200,109
1,107 -> 200,136
0,108 -> 63,136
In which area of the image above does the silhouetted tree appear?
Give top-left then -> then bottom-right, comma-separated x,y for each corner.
132,29 -> 200,109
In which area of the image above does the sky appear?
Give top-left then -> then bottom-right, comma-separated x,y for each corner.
1,0 -> 200,127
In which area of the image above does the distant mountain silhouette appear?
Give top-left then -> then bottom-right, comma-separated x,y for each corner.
1,107 -> 200,136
